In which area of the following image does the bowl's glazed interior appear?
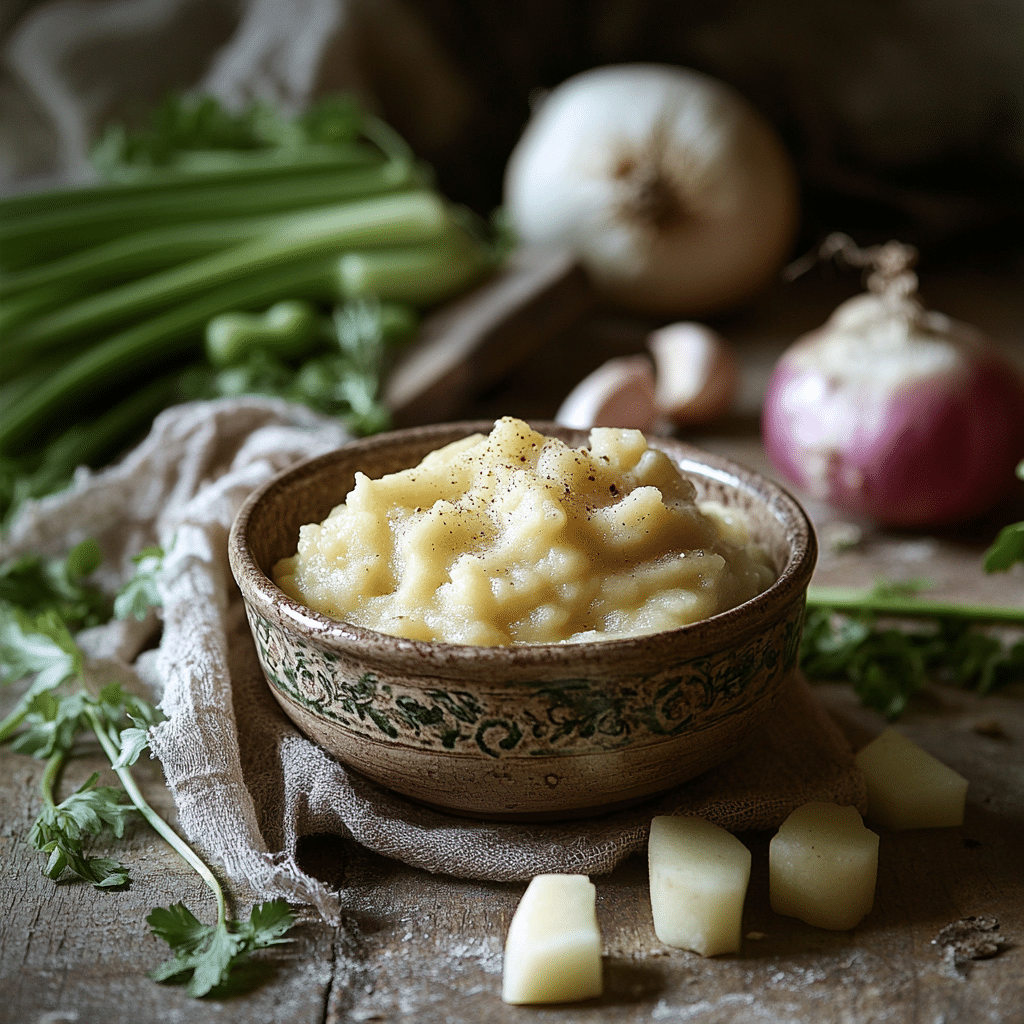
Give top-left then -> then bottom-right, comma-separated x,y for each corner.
230,421 -> 817,821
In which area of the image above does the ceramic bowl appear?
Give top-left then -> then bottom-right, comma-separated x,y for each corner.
228,421 -> 817,821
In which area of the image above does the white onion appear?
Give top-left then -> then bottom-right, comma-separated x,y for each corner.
503,64 -> 799,317
762,271 -> 1024,528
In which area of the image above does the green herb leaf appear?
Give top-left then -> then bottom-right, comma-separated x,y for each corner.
802,582 -> 1024,718
38,843 -> 131,889
983,460 -> 1024,573
846,627 -> 928,720
29,771 -> 135,888
147,902 -> 212,954
148,899 -> 295,998
186,296 -> 403,436
31,771 -> 136,843
8,690 -> 89,758
113,546 -> 164,621
292,297 -> 397,435
984,522 -> 1024,573
799,608 -> 873,679
113,724 -> 152,769
292,95 -> 365,146
0,539 -> 110,631
0,607 -> 81,691
242,899 -> 297,945
92,94 -> 284,174
93,682 -> 162,768
96,680 -> 159,723
90,92 -> 381,178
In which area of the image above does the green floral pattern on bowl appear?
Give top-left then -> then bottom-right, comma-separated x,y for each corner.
248,602 -> 803,760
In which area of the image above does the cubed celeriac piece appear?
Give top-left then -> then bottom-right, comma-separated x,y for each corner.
855,727 -> 968,830
770,802 -> 878,931
648,815 -> 751,956
501,874 -> 602,1005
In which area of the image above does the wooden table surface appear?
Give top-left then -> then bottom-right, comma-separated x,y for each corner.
2,259 -> 1023,1024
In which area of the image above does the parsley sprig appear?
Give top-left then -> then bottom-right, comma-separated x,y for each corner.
0,541 -> 296,997
0,538 -> 110,630
147,900 -> 295,997
802,479 -> 1024,719
31,764 -> 135,888
113,545 -> 165,621
802,585 -> 1024,719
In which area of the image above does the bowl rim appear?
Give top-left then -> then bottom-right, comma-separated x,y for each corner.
228,419 -> 817,671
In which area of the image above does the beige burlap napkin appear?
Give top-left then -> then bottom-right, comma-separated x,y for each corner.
2,398 -> 865,924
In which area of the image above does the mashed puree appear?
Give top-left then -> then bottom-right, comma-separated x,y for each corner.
273,417 -> 775,645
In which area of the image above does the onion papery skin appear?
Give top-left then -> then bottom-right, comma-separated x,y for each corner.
763,317 -> 1024,529
503,64 -> 799,318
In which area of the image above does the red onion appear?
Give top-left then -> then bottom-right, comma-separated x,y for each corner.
762,251 -> 1024,528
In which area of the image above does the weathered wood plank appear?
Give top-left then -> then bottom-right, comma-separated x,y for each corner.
3,264 -> 1022,1023
0,735 -> 335,1024
292,682 -> 1023,1024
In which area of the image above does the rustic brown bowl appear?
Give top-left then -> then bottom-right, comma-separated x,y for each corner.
228,421 -> 816,822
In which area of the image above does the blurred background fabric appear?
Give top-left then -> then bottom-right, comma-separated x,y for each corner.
2,0 -> 1023,255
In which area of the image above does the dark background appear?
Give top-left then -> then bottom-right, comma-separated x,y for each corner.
2,0 -> 1023,273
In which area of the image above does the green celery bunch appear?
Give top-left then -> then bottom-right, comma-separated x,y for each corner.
0,92 -> 499,524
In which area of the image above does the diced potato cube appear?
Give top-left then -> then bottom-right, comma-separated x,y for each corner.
501,874 -> 602,1004
855,727 -> 968,830
648,815 -> 751,956
770,802 -> 878,930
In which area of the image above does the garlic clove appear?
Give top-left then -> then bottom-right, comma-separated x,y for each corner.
648,321 -> 739,425
555,354 -> 658,431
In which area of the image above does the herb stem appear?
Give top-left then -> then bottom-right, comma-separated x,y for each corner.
39,749 -> 65,813
806,586 -> 1024,624
85,708 -> 228,928
0,706 -> 29,744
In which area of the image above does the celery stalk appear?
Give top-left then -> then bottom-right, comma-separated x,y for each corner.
337,234 -> 495,305
0,144 -> 384,221
1,217 -> 286,299
0,159 -> 422,271
0,259 -> 337,454
5,191 -> 453,362
806,587 -> 1024,624
0,285 -> 78,337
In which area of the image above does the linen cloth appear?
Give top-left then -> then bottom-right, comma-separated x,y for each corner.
2,398 -> 865,923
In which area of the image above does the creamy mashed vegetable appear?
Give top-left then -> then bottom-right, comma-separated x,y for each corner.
273,417 -> 775,645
